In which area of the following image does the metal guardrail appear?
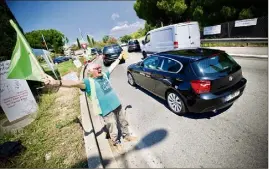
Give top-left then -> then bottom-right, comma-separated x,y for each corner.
201,38 -> 268,43
138,37 -> 267,44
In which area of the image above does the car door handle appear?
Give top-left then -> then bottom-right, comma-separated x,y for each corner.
163,78 -> 172,85
176,78 -> 183,82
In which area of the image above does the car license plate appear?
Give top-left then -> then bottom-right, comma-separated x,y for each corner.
225,91 -> 240,102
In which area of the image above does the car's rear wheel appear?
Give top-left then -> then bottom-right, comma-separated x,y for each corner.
127,72 -> 136,86
166,91 -> 186,115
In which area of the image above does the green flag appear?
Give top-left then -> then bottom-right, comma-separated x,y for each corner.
7,20 -> 45,81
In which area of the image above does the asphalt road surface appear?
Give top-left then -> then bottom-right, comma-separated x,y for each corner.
94,50 -> 268,168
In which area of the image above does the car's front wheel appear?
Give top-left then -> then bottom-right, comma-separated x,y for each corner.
166,91 -> 186,115
127,72 -> 136,86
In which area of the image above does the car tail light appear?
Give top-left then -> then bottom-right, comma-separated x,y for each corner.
191,80 -> 211,94
174,41 -> 178,48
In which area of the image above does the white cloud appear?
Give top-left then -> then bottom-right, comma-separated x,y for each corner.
110,20 -> 145,38
111,13 -> 120,20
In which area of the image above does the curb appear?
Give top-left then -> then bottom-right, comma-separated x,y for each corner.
229,53 -> 268,59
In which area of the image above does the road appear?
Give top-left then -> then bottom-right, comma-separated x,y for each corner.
94,50 -> 268,168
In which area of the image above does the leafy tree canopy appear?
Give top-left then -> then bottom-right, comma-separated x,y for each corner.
134,0 -> 268,27
102,35 -> 109,43
25,29 -> 65,53
120,35 -> 132,43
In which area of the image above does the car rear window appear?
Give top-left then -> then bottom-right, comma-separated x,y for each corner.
192,53 -> 239,76
103,45 -> 122,54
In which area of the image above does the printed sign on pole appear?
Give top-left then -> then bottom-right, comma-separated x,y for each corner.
0,60 -> 38,122
235,18 -> 257,27
203,25 -> 221,35
82,44 -> 87,49
73,59 -> 82,68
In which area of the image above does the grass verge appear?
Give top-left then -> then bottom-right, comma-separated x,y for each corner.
0,88 -> 87,168
0,61 -> 87,168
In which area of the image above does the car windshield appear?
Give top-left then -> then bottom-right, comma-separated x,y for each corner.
103,45 -> 122,54
129,41 -> 134,45
192,53 -> 240,76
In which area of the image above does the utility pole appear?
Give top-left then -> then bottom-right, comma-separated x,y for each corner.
79,28 -> 84,41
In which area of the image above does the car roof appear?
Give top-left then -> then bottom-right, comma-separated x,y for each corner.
104,44 -> 119,48
155,48 -> 224,62
148,21 -> 198,34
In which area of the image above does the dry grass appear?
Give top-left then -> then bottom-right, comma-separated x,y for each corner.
0,88 -> 87,168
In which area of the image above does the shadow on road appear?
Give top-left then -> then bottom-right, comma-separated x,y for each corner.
133,85 -> 232,119
71,129 -> 168,168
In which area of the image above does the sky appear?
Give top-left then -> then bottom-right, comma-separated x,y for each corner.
6,0 -> 145,43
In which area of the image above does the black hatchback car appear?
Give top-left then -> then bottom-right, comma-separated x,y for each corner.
127,48 -> 247,115
128,40 -> 141,52
103,44 -> 124,66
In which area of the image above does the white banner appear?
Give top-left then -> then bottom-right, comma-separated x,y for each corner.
62,72 -> 78,81
235,18 -> 257,27
203,25 -> 221,35
73,59 -> 82,68
0,60 -> 38,122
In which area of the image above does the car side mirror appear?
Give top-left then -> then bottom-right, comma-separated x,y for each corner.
140,62 -> 144,67
142,40 -> 145,45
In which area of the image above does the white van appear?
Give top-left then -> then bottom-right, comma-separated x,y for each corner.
141,21 -> 200,58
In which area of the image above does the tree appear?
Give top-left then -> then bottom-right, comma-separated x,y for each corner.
77,38 -> 81,49
70,44 -> 79,51
106,37 -> 117,45
87,35 -> 93,47
239,8 -> 254,19
120,35 -> 132,43
220,6 -> 237,20
25,29 -> 65,53
102,35 -> 109,43
0,1 -> 24,61
134,0 -> 268,27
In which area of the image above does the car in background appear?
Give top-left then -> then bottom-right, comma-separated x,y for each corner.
103,44 -> 124,66
90,48 -> 98,55
97,48 -> 102,55
128,39 -> 141,52
127,48 -> 247,115
53,56 -> 71,64
120,43 -> 127,47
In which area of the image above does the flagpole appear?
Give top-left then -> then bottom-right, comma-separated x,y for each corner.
41,34 -> 54,65
41,34 -> 49,51
9,20 -> 45,77
79,28 -> 84,41
42,50 -> 59,80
